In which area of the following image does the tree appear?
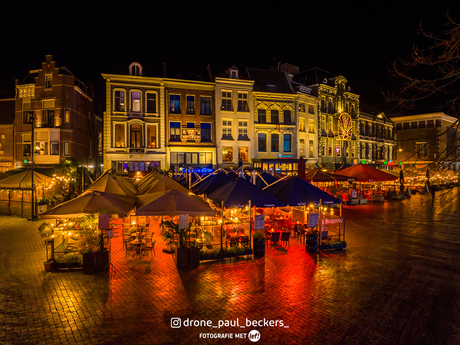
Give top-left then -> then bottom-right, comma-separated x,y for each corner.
55,158 -> 81,199
384,12 -> 460,186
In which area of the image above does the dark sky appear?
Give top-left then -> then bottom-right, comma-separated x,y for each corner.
2,1 -> 460,113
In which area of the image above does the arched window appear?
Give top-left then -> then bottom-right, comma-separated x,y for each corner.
129,62 -> 143,76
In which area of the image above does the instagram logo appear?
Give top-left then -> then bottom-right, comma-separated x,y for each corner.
171,317 -> 181,328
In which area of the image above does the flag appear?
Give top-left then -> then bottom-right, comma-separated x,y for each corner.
315,161 -> 322,169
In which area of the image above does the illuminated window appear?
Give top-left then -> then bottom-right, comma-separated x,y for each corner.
308,120 -> 315,133
309,140 -> 314,158
169,95 -> 181,114
41,99 -> 55,127
146,93 -> 157,113
22,134 -> 31,157
114,124 -> 125,148
50,142 -> 59,155
299,118 -> 305,132
299,103 -> 306,112
131,91 -> 141,112
186,95 -> 195,114
237,93 -> 249,112
222,120 -> 233,139
222,147 -> 233,162
114,91 -> 125,111
64,109 -> 70,124
221,91 -> 232,111
283,134 -> 291,152
45,74 -> 52,88
416,142 -> 428,158
283,110 -> 291,125
64,142 -> 70,157
336,145 -> 341,156
258,133 -> 266,152
239,147 -> 248,162
130,124 -> 142,147
271,134 -> 279,152
271,109 -> 279,125
238,120 -> 248,140
308,104 -> 315,114
169,122 -> 181,142
299,139 -> 305,157
22,102 -> 31,125
258,109 -> 266,124
147,125 -> 157,148
200,96 -> 211,115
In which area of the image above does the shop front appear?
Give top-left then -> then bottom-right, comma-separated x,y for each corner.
252,156 -> 299,175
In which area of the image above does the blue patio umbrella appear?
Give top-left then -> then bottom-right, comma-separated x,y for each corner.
193,171 -> 238,195
252,172 -> 279,188
208,177 -> 284,208
264,176 -> 341,205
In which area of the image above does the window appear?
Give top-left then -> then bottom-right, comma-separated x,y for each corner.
130,91 -> 141,112
237,93 -> 249,112
328,140 -> 333,157
238,120 -> 248,140
45,74 -> 52,88
201,123 -> 211,142
114,91 -> 125,111
42,99 -> 55,127
427,120 -> 434,128
299,103 -> 306,112
283,110 -> 291,125
299,118 -> 305,132
169,95 -> 181,114
336,145 -> 341,156
299,139 -> 305,157
308,104 -> 315,114
403,122 -> 410,130
170,122 -> 181,141
186,95 -> 195,114
22,102 -> 31,125
271,134 -> 279,152
223,147 -> 233,162
239,147 -> 248,162
411,121 -> 418,129
130,124 -> 142,147
436,120 -> 442,127
309,140 -> 314,157
321,138 -> 326,156
147,125 -> 157,148
200,96 -> 211,115
114,124 -> 125,148
419,121 -> 426,128
22,134 -> 31,157
416,142 -> 427,158
64,109 -> 70,124
170,152 -> 184,164
258,133 -> 266,152
50,142 -> 59,155
308,120 -> 315,133
222,120 -> 233,139
396,123 -> 402,130
258,109 -> 266,124
146,93 -> 157,113
36,131 -> 49,155
283,134 -> 291,152
221,91 -> 232,110
64,142 -> 70,157
271,110 -> 279,125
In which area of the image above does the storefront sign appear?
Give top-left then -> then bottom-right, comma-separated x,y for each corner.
322,218 -> 343,225
182,129 -> 200,140
254,215 -> 265,230
278,154 -> 293,159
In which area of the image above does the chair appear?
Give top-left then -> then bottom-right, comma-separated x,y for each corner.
280,232 -> 290,247
226,237 -> 239,247
122,234 -> 132,250
143,240 -> 156,259
270,232 -> 280,247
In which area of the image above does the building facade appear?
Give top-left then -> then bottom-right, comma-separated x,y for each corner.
102,62 -> 166,176
0,98 -> 15,172
390,112 -> 459,171
214,66 -> 255,168
14,55 -> 100,171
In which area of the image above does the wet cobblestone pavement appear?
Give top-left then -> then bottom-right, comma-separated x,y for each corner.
1,189 -> 460,344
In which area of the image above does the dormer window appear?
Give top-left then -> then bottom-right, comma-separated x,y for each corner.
129,62 -> 143,76
230,65 -> 238,79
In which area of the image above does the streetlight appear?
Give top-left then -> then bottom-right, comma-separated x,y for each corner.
29,111 -> 36,221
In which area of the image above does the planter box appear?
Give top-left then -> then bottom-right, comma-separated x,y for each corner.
319,242 -> 347,251
359,199 -> 367,205
200,253 -> 219,261
44,261 -> 54,272
82,252 -> 95,274
37,204 -> 48,214
189,248 -> 200,268
253,239 -> 265,257
174,247 -> 190,268
54,261 -> 82,270
95,250 -> 109,272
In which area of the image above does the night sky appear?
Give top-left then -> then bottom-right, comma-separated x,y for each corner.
2,1 -> 459,114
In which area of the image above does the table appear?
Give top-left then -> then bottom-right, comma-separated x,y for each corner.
130,239 -> 145,259
131,232 -> 146,240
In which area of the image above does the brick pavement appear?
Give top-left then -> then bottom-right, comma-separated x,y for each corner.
1,189 -> 460,344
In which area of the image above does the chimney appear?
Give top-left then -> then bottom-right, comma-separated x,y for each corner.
163,62 -> 167,78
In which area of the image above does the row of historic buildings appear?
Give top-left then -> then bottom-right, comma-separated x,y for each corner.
0,55 -> 458,177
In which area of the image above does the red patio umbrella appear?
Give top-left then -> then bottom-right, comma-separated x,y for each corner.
334,164 -> 397,182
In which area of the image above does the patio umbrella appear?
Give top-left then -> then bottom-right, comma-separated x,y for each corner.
135,189 -> 216,216
0,169 -> 53,189
139,174 -> 190,195
39,191 -> 136,219
265,176 -> 341,205
84,172 -> 136,196
193,171 -> 238,195
207,177 -> 284,208
135,171 -> 161,189
252,171 -> 279,188
334,164 -> 397,182
304,169 -> 336,183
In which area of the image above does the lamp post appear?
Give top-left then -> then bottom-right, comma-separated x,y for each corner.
29,111 -> 36,221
